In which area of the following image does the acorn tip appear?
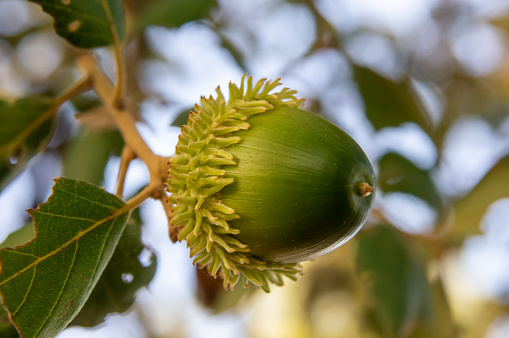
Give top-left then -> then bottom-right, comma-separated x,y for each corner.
358,182 -> 374,197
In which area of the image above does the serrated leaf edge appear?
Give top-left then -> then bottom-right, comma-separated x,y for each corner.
0,181 -> 129,288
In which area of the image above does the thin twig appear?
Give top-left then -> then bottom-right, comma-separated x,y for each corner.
99,0 -> 126,106
116,146 -> 137,198
303,0 -> 342,51
111,40 -> 126,107
54,75 -> 93,106
125,182 -> 161,211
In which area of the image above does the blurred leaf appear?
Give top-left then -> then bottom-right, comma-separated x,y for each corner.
171,108 -> 192,128
353,65 -> 431,132
449,156 -> 509,242
303,240 -> 359,305
0,306 -> 17,338
132,0 -> 217,33
194,265 -> 254,313
195,266 -> 224,308
0,224 -> 35,250
412,277 -> 457,338
378,152 -> 446,220
71,208 -> 156,327
62,129 -> 124,186
28,0 -> 125,48
357,225 -> 432,336
71,95 -> 102,113
0,97 -> 55,192
0,178 -> 129,337
216,30 -> 249,72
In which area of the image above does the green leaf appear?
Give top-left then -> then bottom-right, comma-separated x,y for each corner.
71,208 -> 156,327
449,156 -> 509,242
132,0 -> 217,33
171,107 -> 192,128
411,277 -> 457,338
0,97 -> 56,192
28,0 -> 125,48
0,178 -> 130,337
357,225 -> 432,336
62,129 -> 124,185
353,65 -> 431,132
378,152 -> 446,220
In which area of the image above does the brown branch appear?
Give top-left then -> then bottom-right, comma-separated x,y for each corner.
76,53 -> 167,188
116,146 -> 137,198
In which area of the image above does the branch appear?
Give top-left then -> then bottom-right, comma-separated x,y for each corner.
77,53 -> 167,187
54,75 -> 93,107
100,0 -> 126,106
125,182 -> 162,211
116,146 -> 136,198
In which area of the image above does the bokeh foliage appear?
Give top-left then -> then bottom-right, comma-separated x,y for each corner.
0,0 -> 509,337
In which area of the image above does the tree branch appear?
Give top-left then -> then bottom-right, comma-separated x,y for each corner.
116,146 -> 136,198
77,53 -> 167,188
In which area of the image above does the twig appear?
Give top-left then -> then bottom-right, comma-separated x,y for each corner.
304,0 -> 341,49
124,182 -> 162,211
54,75 -> 93,106
116,146 -> 137,198
100,0 -> 126,106
77,53 -> 167,187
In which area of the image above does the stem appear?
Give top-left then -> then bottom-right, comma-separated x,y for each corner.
358,182 -> 374,197
54,75 -> 92,106
77,52 -> 170,225
99,0 -> 125,106
116,146 -> 136,198
77,54 -> 166,183
111,39 -> 126,106
125,183 -> 161,210
303,0 -> 341,51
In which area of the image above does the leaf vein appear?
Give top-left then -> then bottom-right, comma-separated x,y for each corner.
58,186 -> 121,210
34,241 -> 78,337
11,267 -> 36,317
0,206 -> 129,287
35,211 -> 97,223
2,250 -> 37,258
79,217 -> 117,311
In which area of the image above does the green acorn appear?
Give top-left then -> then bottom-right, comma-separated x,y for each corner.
166,75 -> 375,292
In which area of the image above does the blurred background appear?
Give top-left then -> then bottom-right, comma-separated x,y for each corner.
1,0 -> 509,336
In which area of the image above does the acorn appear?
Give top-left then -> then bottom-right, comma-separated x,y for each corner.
166,76 -> 375,292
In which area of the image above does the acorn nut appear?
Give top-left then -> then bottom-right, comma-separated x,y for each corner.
166,75 -> 375,292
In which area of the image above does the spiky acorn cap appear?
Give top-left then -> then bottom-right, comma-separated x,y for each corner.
166,75 -> 375,292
